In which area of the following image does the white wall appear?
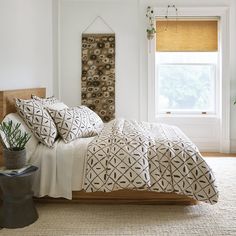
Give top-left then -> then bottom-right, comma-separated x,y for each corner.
229,0 -> 236,152
59,0 -> 236,151
139,0 -> 236,152
59,0 -> 140,120
57,0 -> 236,151
2,0 -> 235,151
0,0 -> 53,95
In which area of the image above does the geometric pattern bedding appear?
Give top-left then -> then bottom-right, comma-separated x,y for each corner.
47,106 -> 104,143
31,95 -> 68,110
83,119 -> 219,204
31,95 -> 58,106
15,98 -> 58,148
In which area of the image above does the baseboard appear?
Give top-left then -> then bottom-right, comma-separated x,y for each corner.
201,152 -> 236,157
230,139 -> 236,153
193,141 -> 220,152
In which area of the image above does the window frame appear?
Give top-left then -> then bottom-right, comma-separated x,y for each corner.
147,7 -> 230,152
156,61 -> 217,115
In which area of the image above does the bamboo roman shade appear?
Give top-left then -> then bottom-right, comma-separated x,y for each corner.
156,20 -> 218,52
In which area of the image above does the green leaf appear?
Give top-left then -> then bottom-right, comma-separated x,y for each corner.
0,120 -> 31,150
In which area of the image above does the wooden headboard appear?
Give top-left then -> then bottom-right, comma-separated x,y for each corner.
0,88 -> 46,166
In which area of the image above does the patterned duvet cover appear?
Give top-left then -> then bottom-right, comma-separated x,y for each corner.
83,119 -> 219,204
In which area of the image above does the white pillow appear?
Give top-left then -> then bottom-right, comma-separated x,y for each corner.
31,95 -> 57,105
15,98 -> 58,147
47,106 -> 104,143
31,95 -> 68,110
46,102 -> 68,111
2,113 -> 39,162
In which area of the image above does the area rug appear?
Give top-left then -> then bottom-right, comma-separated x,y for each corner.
1,158 -> 236,236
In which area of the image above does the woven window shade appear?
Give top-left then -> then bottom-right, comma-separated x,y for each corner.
156,20 -> 218,52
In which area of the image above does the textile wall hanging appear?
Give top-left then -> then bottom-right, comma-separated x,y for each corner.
81,33 -> 115,122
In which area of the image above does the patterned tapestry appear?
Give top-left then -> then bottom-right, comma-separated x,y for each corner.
81,34 -> 115,122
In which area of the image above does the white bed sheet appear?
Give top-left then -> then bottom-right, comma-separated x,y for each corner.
29,136 -> 94,199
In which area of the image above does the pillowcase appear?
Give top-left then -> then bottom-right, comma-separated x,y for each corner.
15,98 -> 58,147
2,113 -> 39,162
31,95 -> 68,110
31,95 -> 57,105
47,106 -> 104,143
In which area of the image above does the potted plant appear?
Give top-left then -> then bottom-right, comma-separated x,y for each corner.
147,28 -> 156,40
0,120 -> 31,169
146,6 -> 156,40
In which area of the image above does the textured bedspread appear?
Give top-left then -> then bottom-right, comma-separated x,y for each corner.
83,119 -> 219,204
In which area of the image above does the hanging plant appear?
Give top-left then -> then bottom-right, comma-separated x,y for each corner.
146,6 -> 156,40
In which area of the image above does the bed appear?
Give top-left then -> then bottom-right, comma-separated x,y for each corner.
0,88 -> 219,205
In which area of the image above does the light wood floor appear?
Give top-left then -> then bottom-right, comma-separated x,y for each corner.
201,152 -> 236,157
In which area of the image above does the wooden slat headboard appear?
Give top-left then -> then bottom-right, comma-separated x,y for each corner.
0,88 -> 46,166
0,88 -> 46,122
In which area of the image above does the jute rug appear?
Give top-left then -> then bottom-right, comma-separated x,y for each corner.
1,158 -> 236,236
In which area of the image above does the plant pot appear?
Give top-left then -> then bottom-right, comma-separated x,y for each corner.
147,32 -> 154,40
3,148 -> 26,169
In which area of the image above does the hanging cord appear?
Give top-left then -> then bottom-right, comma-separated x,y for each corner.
174,5 -> 178,33
164,5 -> 178,32
82,16 -> 115,34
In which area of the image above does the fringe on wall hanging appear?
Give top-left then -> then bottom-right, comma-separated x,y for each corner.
81,16 -> 115,122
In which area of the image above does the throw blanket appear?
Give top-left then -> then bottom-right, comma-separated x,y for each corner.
83,119 -> 219,204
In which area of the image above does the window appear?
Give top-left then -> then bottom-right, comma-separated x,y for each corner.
156,19 -> 219,115
147,7 -> 230,152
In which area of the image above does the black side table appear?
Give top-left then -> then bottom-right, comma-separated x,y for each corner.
0,167 -> 38,228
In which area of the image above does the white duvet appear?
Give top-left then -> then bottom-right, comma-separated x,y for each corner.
29,137 -> 94,199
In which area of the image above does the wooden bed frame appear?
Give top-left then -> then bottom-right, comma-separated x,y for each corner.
0,88 -> 197,205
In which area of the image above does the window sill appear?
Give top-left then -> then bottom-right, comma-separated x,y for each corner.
155,114 -> 220,125
156,114 -> 219,119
